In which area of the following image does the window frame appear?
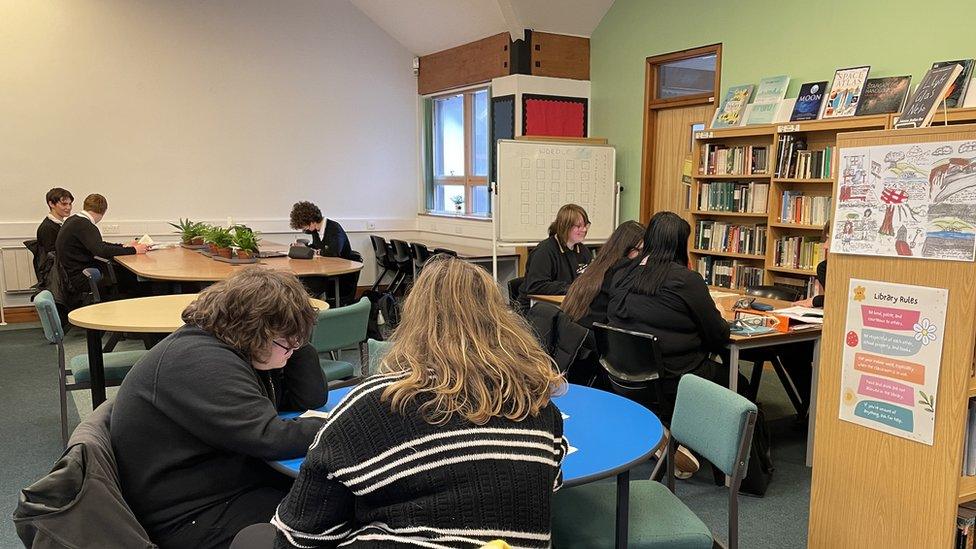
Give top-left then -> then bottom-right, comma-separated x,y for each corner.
427,85 -> 491,217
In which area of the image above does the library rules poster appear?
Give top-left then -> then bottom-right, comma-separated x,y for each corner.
838,279 -> 947,445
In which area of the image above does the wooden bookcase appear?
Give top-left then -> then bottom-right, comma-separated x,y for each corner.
691,116 -> 888,293
807,124 -> 976,548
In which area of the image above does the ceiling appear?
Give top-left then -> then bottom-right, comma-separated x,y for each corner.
349,0 -> 616,56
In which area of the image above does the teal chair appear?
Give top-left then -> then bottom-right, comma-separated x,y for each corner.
367,338 -> 392,375
552,374 -> 758,549
310,297 -> 371,385
33,290 -> 147,447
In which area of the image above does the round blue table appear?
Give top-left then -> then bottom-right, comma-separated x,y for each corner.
275,383 -> 664,548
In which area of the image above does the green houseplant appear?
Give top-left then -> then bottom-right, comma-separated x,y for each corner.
450,195 -> 464,215
232,225 -> 261,259
168,218 -> 207,245
205,226 -> 234,258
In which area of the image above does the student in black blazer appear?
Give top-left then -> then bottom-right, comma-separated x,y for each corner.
289,201 -> 358,304
520,204 -> 593,306
35,188 -> 74,262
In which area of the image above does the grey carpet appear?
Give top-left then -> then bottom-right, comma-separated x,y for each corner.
0,326 -> 809,548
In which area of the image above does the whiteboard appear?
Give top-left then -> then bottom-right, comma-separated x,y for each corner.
495,140 -> 617,243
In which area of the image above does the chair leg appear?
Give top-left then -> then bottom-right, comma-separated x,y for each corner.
370,267 -> 389,292
746,359 -> 764,402
102,332 -> 123,353
57,345 -> 69,448
771,356 -> 807,417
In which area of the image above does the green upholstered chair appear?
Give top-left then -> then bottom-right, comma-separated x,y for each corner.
552,374 -> 758,549
33,290 -> 147,447
310,297 -> 371,385
367,338 -> 392,375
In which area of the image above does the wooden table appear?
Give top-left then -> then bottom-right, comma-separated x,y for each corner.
530,291 -> 823,465
114,245 -> 363,305
68,294 -> 328,406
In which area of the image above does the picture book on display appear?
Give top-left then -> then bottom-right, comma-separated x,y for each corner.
895,64 -> 964,128
822,66 -> 871,118
855,76 -> 912,116
712,84 -> 754,129
790,81 -> 828,121
931,59 -> 974,108
746,75 -> 790,125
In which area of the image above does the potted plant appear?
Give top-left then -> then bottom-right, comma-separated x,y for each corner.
207,227 -> 234,258
169,218 -> 207,246
450,195 -> 464,215
232,225 -> 261,259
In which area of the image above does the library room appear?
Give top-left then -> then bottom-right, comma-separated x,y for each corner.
3,0 -> 976,547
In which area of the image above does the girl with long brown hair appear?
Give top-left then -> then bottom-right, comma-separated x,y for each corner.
562,220 -> 644,328
272,255 -> 568,548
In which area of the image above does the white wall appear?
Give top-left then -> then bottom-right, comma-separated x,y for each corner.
0,0 -> 421,305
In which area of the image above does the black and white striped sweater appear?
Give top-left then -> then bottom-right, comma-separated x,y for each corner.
272,374 -> 568,549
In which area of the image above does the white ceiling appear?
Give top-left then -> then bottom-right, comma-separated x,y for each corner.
349,0 -> 615,56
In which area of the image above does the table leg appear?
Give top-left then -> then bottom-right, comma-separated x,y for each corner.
86,328 -> 107,406
806,336 -> 822,467
728,344 -> 740,392
334,278 -> 341,308
615,470 -> 630,549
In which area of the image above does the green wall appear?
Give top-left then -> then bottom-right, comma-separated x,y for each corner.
591,0 -> 976,221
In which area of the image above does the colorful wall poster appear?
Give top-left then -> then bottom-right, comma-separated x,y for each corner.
831,139 -> 976,261
838,279 -> 948,445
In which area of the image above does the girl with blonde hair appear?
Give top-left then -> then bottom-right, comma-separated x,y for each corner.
272,255 -> 568,549
520,203 -> 593,306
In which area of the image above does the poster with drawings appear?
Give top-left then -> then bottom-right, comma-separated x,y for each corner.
831,139 -> 976,261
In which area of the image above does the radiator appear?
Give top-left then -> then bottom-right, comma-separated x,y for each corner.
1,247 -> 38,293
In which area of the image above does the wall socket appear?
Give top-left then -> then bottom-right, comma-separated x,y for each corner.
366,221 -> 376,230
102,224 -> 120,234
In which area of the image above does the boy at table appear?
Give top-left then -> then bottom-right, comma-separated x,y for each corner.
289,200 -> 359,305
111,268 -> 327,549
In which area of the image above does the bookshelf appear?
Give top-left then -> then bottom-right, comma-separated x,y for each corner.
807,124 -> 976,548
691,115 -> 888,293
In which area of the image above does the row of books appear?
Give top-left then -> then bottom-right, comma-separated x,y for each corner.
772,236 -> 826,271
771,275 -> 819,300
962,400 -> 976,477
957,501 -> 976,549
698,181 -> 769,213
792,146 -> 835,179
694,222 -> 768,255
698,145 -> 769,175
695,257 -> 764,290
780,192 -> 832,225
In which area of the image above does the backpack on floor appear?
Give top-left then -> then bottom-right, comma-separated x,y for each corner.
363,290 -> 400,341
738,402 -> 774,497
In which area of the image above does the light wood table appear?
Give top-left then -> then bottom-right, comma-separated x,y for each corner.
114,244 -> 362,305
68,294 -> 328,406
530,291 -> 823,465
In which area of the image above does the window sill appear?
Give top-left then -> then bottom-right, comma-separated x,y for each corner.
419,212 -> 492,223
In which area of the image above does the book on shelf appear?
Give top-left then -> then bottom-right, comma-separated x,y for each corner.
747,75 -> 790,125
698,144 -> 768,175
791,147 -> 835,179
822,65 -> 871,119
694,221 -> 767,255
956,501 -> 976,549
712,84 -> 755,128
932,59 -> 974,109
855,76 -> 912,116
895,64 -> 965,129
965,399 -> 976,477
790,81 -> 829,121
696,257 -> 764,290
773,235 -> 825,271
771,274 -> 818,300
698,181 -> 769,213
779,191 -> 832,225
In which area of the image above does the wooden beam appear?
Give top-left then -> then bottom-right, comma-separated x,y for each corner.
418,33 -> 511,95
529,31 -> 589,81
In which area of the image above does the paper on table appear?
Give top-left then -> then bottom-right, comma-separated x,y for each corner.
567,445 -> 578,455
709,290 -> 738,299
137,234 -> 154,245
771,306 -> 824,324
299,409 -> 330,419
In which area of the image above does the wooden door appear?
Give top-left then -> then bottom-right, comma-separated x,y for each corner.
646,104 -> 714,220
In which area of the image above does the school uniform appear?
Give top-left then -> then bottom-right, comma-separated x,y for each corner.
303,219 -> 359,304
576,257 -> 634,329
520,236 -> 593,306
35,215 -> 63,260
54,212 -> 136,293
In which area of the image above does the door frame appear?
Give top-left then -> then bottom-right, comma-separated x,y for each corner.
639,43 -> 722,222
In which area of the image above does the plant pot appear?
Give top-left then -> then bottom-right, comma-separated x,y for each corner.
454,206 -> 462,216
191,236 -> 205,245
208,243 -> 218,254
215,247 -> 233,259
236,250 -> 254,260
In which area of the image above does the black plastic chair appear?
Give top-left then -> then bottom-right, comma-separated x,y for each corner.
742,285 -> 807,417
591,322 -> 667,408
409,242 -> 432,275
368,235 -> 397,291
388,239 -> 414,295
432,247 -> 458,257
744,284 -> 801,302
508,276 -> 526,313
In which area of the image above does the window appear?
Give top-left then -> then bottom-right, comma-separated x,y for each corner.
426,87 -> 490,217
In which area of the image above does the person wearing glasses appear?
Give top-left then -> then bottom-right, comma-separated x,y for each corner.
520,204 -> 594,307
111,268 -> 328,549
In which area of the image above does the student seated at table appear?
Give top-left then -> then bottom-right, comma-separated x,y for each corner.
520,204 -> 594,308
111,268 -> 328,549
35,187 -> 74,264
270,255 -> 567,549
562,220 -> 644,329
54,193 -> 148,298
289,200 -> 359,304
